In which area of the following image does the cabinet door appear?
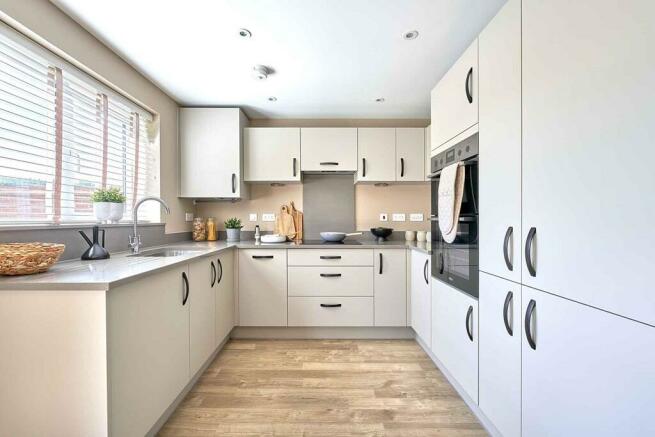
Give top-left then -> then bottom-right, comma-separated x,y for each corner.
479,272 -> 521,437
300,128 -> 357,171
424,126 -> 431,180
357,128 -> 395,182
179,108 -> 243,198
410,251 -> 431,345
479,0 -> 521,283
215,250 -> 235,345
431,280 -> 478,402
374,249 -> 407,326
238,249 -> 287,326
189,258 -> 216,376
108,266 -> 190,437
244,128 -> 300,182
521,285 -> 655,436
396,128 -> 425,182
431,39 -> 478,148
522,0 -> 655,325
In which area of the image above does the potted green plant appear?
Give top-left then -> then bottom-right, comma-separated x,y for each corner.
224,217 -> 243,241
91,187 -> 126,223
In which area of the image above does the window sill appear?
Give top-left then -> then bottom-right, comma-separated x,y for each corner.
0,222 -> 166,232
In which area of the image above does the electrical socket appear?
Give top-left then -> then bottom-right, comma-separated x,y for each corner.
262,213 -> 276,222
249,213 -> 258,222
392,213 -> 406,222
185,212 -> 194,222
379,213 -> 388,222
409,213 -> 424,222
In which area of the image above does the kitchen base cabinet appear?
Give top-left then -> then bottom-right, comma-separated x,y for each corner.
521,285 -> 655,436
215,250 -> 235,346
431,280 -> 478,402
410,250 -> 431,345
189,258 -> 216,376
288,297 -> 374,327
107,266 -> 190,437
479,272 -> 521,437
374,249 -> 407,327
238,249 -> 287,326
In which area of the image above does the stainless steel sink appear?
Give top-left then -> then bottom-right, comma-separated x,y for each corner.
129,248 -> 204,257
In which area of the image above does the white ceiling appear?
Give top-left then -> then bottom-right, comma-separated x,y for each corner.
51,0 -> 506,119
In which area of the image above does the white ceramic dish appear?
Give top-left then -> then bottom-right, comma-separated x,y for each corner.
260,234 -> 287,243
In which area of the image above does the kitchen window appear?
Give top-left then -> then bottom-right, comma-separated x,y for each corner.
0,23 -> 160,225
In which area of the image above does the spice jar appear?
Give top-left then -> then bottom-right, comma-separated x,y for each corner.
206,217 -> 217,241
192,217 -> 207,241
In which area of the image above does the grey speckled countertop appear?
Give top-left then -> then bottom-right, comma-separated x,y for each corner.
0,240 -> 431,291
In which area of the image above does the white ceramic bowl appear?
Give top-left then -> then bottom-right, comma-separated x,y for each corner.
261,234 -> 287,243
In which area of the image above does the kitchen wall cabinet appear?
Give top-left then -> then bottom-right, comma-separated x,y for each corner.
107,266 -> 190,437
431,39 -> 478,148
374,249 -> 407,326
431,280 -> 478,402
521,285 -> 655,436
357,128 -> 396,182
238,249 -> 287,326
395,128 -> 425,182
521,0 -> 655,325
215,250 -> 235,346
479,0 -> 521,284
424,125 -> 432,180
410,250 -> 431,345
300,128 -> 357,172
479,272 -> 521,437
179,108 -> 249,199
188,257 -> 217,376
244,127 -> 301,182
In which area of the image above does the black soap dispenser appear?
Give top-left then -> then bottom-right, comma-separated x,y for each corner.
79,226 -> 110,260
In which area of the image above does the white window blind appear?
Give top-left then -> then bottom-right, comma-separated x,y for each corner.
0,24 -> 159,225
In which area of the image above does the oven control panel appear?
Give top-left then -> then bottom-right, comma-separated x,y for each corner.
430,133 -> 478,175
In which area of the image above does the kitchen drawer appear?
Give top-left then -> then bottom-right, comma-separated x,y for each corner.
288,297 -> 374,327
288,266 -> 374,297
288,249 -> 374,266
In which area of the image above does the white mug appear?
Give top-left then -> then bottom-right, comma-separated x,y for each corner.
417,231 -> 427,242
426,231 -> 432,242
405,230 -> 416,241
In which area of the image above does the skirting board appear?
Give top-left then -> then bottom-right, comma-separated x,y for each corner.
232,326 -> 414,339
414,335 -> 502,437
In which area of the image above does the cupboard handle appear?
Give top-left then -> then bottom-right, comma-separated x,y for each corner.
525,227 -> 537,277
320,273 -> 342,278
210,261 -> 216,287
320,162 -> 339,166
400,158 -> 405,177
362,158 -> 366,178
252,255 -> 274,259
182,272 -> 189,306
525,299 -> 537,350
503,291 -> 514,336
320,256 -> 341,260
438,252 -> 444,274
465,305 -> 473,341
231,173 -> 236,194
379,253 -> 383,274
423,259 -> 429,284
503,226 -> 514,271
320,303 -> 342,308
293,158 -> 297,177
465,67 -> 473,103
217,258 -> 223,284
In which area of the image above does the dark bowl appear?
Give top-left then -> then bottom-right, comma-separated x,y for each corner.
370,227 -> 393,241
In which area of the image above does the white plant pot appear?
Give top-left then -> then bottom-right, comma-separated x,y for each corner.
226,228 -> 241,242
109,202 -> 125,223
93,202 -> 111,223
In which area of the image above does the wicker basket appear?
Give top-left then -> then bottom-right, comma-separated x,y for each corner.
0,243 -> 66,276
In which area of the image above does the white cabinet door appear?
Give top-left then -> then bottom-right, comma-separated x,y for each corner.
431,39 -> 478,148
244,128 -> 300,182
396,128 -> 425,182
522,0 -> 655,325
107,266 -> 189,437
238,249 -> 287,326
479,0 -> 521,283
410,250 -> 431,345
357,128 -> 395,182
521,285 -> 655,437
215,250 -> 235,345
300,128 -> 357,171
431,280 -> 478,402
179,108 -> 247,199
424,125 -> 432,180
188,258 -> 216,376
373,249 -> 407,326
479,272 -> 521,437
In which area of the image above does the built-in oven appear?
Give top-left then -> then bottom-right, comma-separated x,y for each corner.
429,133 -> 479,298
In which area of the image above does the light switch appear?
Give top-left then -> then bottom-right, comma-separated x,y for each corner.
249,213 -> 258,222
392,213 -> 406,222
410,213 -> 424,222
185,212 -> 194,222
262,213 -> 276,222
379,213 -> 388,222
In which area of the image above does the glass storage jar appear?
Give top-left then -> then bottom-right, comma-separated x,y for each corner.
206,217 -> 217,241
192,217 -> 207,241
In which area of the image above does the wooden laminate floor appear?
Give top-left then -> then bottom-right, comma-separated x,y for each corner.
159,339 -> 487,437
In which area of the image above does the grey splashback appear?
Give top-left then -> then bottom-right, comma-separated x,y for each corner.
302,174 -> 355,239
0,224 -> 191,261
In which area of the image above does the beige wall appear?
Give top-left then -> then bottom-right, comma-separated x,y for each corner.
0,0 -> 193,233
